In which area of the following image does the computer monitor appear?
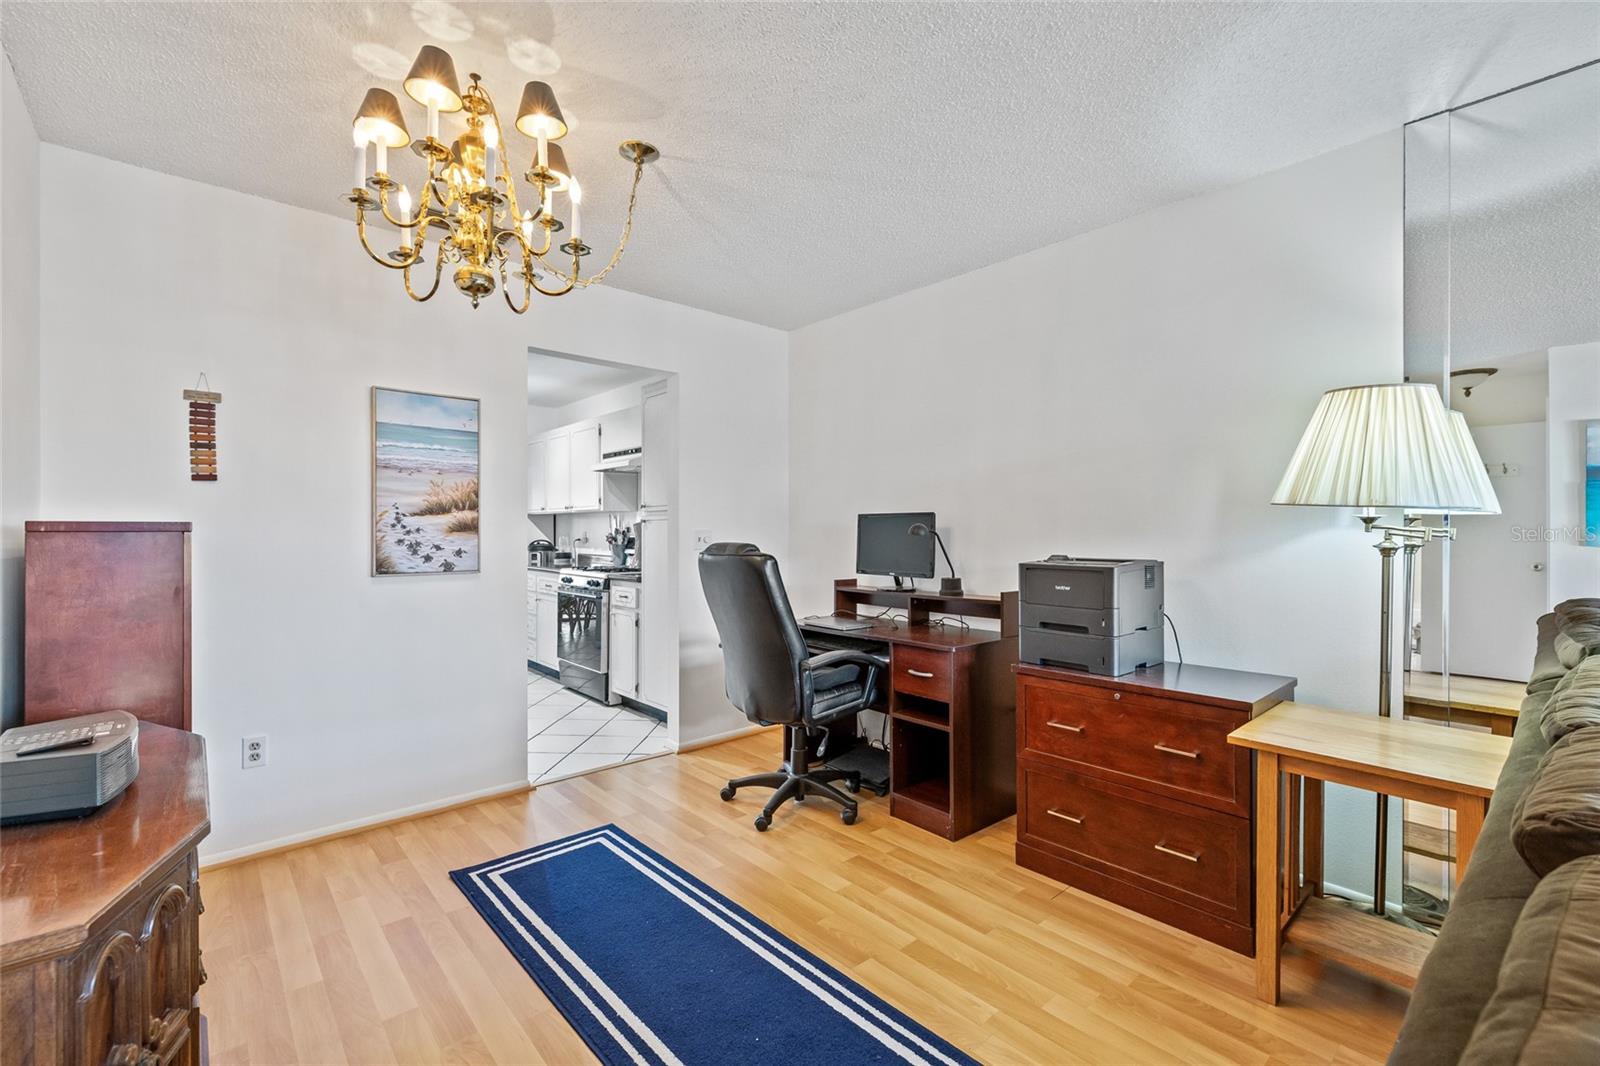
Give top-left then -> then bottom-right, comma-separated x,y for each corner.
856,512 -> 936,581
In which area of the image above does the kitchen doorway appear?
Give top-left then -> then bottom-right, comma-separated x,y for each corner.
523,349 -> 679,783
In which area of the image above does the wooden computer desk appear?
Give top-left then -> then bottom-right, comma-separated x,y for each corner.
1228,702 -> 1512,1004
799,581 -> 1019,840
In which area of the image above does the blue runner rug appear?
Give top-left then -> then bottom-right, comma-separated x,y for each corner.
451,824 -> 979,1066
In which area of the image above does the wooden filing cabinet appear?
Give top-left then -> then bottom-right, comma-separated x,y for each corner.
2,725 -> 210,1066
1014,662 -> 1294,954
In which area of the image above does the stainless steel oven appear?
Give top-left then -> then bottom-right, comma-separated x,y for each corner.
557,571 -> 612,704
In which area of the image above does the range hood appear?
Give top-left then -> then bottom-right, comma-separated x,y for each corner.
594,446 -> 642,472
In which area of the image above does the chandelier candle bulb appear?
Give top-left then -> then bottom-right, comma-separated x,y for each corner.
427,101 -> 439,142
375,141 -> 388,178
399,188 -> 413,251
537,133 -> 548,170
352,133 -> 366,191
483,123 -> 499,188
570,179 -> 581,241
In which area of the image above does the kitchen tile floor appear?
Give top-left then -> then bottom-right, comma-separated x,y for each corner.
528,670 -> 672,784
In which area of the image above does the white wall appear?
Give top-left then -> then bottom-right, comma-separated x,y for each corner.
1447,421 -> 1548,680
0,56 -> 40,731
37,146 -> 786,860
1548,342 -> 1600,604
789,132 -> 1403,896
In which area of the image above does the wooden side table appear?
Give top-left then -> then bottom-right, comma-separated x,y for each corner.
1227,702 -> 1512,1004
1403,671 -> 1526,737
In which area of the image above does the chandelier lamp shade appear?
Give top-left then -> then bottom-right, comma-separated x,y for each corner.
346,45 -> 659,313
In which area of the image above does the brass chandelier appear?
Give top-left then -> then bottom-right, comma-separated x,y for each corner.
345,45 -> 658,313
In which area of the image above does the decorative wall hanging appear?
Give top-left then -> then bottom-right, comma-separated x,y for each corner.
372,387 -> 480,575
183,378 -> 220,481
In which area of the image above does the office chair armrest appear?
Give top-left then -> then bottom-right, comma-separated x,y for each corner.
801,649 -> 889,674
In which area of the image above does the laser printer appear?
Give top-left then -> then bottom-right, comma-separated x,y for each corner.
0,710 -> 140,825
1019,557 -> 1163,676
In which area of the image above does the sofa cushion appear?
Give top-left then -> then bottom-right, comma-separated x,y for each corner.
1555,631 -> 1590,670
1542,657 -> 1600,746
1459,855 -> 1600,1066
1555,599 -> 1600,668
1528,613 -> 1566,694
1512,728 -> 1600,877
1554,598 -> 1600,628
1387,700 -> 1549,1066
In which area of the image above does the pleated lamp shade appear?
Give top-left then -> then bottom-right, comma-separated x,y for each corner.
1271,383 -> 1489,511
1406,412 -> 1502,515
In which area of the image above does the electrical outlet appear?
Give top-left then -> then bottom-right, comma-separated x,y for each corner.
693,529 -> 714,551
242,735 -> 268,769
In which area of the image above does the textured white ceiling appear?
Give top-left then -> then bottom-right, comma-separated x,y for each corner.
526,351 -> 655,407
3,1 -> 1597,328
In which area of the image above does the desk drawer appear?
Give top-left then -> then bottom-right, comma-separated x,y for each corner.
1019,676 -> 1247,814
892,645 -> 953,701
1020,767 -> 1249,922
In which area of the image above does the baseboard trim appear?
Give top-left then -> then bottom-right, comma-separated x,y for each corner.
1321,879 -> 1409,921
676,723 -> 765,753
199,779 -> 533,871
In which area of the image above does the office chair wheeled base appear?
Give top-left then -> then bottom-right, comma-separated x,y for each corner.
720,724 -> 862,831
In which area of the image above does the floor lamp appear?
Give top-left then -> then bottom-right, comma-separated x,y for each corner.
1272,384 -> 1499,916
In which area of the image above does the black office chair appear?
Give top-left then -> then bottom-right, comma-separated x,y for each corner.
698,543 -> 885,831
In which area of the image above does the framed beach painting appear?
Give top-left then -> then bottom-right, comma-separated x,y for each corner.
371,387 -> 480,575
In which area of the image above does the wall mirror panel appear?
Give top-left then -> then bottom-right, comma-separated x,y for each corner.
1400,63 -> 1600,925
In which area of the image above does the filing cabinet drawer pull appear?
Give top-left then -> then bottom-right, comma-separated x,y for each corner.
1045,809 -> 1084,824
906,669 -> 936,679
1153,743 -> 1200,759
1046,721 -> 1085,734
1153,842 -> 1200,863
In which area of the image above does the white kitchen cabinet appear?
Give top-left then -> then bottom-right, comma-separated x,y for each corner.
637,515 -> 674,711
526,572 -> 540,664
639,380 -> 673,510
534,574 -> 560,669
598,406 -> 642,463
526,438 -> 548,513
533,420 -> 627,513
608,583 -> 639,700
569,421 -> 602,511
544,430 -> 571,513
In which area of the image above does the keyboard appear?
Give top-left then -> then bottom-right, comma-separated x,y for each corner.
802,630 -> 890,657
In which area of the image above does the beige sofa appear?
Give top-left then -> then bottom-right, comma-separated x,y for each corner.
1388,600 -> 1600,1065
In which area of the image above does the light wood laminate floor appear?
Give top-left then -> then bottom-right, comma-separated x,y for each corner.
199,733 -> 1408,1064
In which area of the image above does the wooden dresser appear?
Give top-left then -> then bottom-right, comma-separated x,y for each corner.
1014,661 -> 1295,954
2,725 -> 210,1066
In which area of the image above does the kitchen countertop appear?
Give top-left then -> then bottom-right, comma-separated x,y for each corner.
528,564 -> 562,573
